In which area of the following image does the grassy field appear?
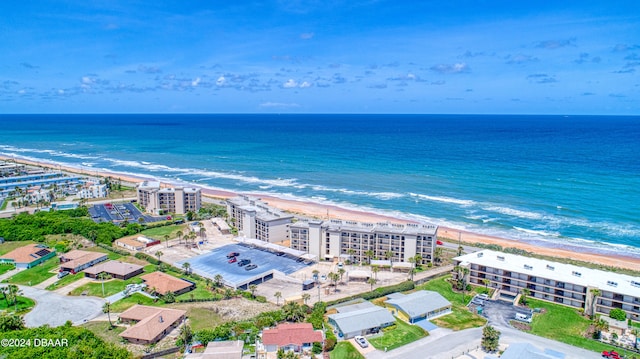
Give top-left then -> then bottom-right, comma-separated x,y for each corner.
45,272 -> 85,291
0,264 -> 15,276
184,306 -> 226,331
330,342 -> 364,359
6,257 -> 59,285
81,321 -> 127,346
0,296 -> 36,314
140,224 -> 187,240
416,275 -> 487,330
526,298 -> 637,357
109,293 -> 157,312
0,241 -> 35,256
69,277 -> 142,297
368,319 -> 427,351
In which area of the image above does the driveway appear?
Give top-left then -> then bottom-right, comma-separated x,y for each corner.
20,286 -> 105,327
481,300 -> 532,328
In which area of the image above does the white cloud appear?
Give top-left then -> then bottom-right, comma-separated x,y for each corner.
299,81 -> 312,88
283,79 -> 298,88
191,77 -> 201,87
216,76 -> 226,86
300,32 -> 314,40
81,76 -> 94,84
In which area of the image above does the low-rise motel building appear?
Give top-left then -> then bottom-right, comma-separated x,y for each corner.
137,181 -> 201,215
119,305 -> 186,345
454,250 -> 640,322
0,243 -> 56,269
226,195 -> 437,266
59,250 -> 108,274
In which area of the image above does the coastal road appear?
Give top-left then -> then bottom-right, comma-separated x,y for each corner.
20,286 -> 105,327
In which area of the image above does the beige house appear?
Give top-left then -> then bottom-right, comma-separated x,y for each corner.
119,305 -> 186,344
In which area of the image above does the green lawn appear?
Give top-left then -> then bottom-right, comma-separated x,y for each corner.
140,224 -> 187,240
368,319 -> 427,351
0,241 -> 35,256
69,277 -> 142,297
181,306 -> 226,331
0,264 -> 16,276
526,298 -> 636,357
45,272 -> 85,291
330,342 -> 364,359
109,292 -> 157,312
416,275 -> 487,330
0,296 -> 36,314
7,257 -> 59,285
81,321 -> 127,346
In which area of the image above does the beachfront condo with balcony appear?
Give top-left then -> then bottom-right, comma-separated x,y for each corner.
137,181 -> 201,215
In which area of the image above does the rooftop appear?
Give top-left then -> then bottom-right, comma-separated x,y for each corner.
455,250 -> 640,298
119,305 -> 186,342
83,260 -> 143,277
227,196 -> 293,222
293,218 -> 437,235
201,340 -> 244,359
0,243 -> 54,264
140,272 -> 193,295
328,302 -> 396,334
261,322 -> 323,347
59,250 -> 107,270
385,290 -> 451,318
116,237 -> 147,248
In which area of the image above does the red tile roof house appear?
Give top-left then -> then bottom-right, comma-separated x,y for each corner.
119,305 -> 186,345
258,323 -> 324,357
0,243 -> 56,269
59,250 -> 108,274
140,271 -> 195,296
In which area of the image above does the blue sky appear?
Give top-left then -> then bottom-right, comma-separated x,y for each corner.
1,1 -> 639,114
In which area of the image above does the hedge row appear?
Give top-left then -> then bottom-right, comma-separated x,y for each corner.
97,243 -> 130,256
325,280 -> 415,307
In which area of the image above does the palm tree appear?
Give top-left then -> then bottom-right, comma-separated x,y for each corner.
371,265 -> 379,280
274,291 -> 283,305
205,278 -> 212,290
97,272 -> 110,297
434,247 -> 443,265
590,288 -> 601,318
337,268 -> 346,283
409,267 -> 416,281
7,285 -> 21,311
482,279 -> 491,291
249,284 -> 257,298
214,274 -> 223,288
364,250 -> 375,264
164,234 -> 170,248
182,262 -> 191,275
176,230 -> 183,245
283,301 -> 306,322
329,272 -> 340,293
103,302 -> 113,328
155,251 -> 163,263
302,293 -> 311,305
347,249 -> 356,264
0,286 -> 9,306
413,254 -> 423,268
519,288 -> 531,306
408,256 -> 415,269
367,277 -> 377,291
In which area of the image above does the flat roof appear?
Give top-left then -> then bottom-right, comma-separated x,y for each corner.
84,260 -> 143,277
385,290 -> 451,318
116,237 -> 146,248
0,243 -> 53,264
228,196 -> 293,222
328,302 -> 396,334
455,250 -> 640,297
293,218 -> 437,236
140,272 -> 193,295
202,340 -> 244,359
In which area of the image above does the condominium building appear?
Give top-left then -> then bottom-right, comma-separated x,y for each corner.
226,196 -> 293,243
78,183 -> 108,199
137,181 -> 201,215
290,219 -> 437,265
454,250 -> 640,321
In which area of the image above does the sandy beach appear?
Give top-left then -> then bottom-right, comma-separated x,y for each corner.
4,155 -> 640,271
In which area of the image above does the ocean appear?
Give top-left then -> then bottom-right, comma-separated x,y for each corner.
1,114 -> 639,257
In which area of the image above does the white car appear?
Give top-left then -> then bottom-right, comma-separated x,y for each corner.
354,336 -> 368,348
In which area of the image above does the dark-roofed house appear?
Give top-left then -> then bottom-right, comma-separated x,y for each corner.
140,272 -> 195,296
0,243 -> 56,268
384,290 -> 452,323
119,305 -> 186,345
59,250 -> 108,274
84,260 -> 144,280
258,322 -> 323,357
328,301 -> 396,339
200,340 -> 244,359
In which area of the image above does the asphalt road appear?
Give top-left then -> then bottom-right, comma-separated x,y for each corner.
20,286 -> 105,327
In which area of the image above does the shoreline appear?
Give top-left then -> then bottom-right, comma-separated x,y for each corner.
3,155 -> 640,271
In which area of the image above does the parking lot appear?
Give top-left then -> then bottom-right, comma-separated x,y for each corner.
176,243 -> 311,288
89,202 -> 164,224
479,299 -> 532,328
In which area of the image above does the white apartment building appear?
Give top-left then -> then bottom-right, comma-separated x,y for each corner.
226,196 -> 293,243
79,183 -> 108,199
290,219 -> 437,265
137,181 -> 201,215
454,250 -> 640,321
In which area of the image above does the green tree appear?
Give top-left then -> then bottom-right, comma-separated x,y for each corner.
282,301 -> 306,322
367,277 -> 377,291
274,291 -> 283,306
481,325 -> 501,352
302,293 -> 311,305
103,302 -> 113,328
249,284 -> 257,298
371,265 -> 379,280
519,288 -> 531,306
364,249 -> 375,264
182,262 -> 191,275
337,268 -> 346,283
434,247 -> 443,265
0,312 -> 24,332
164,234 -> 169,248
589,288 -> 601,318
155,250 -> 163,263
97,272 -> 110,297
609,308 -> 627,321
214,274 -> 223,287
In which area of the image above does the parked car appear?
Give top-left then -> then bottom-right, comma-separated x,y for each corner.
57,271 -> 70,279
436,240 -> 443,245
227,252 -> 240,258
244,264 -> 258,271
275,251 -> 285,256
296,257 -> 305,263
228,257 -> 237,263
354,336 -> 368,348
237,259 -> 251,267
602,351 -> 621,359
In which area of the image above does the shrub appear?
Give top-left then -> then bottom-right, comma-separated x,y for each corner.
610,308 -> 627,321
312,342 -> 323,354
324,330 -> 337,351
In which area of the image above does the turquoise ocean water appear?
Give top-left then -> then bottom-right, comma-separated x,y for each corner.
0,114 -> 638,257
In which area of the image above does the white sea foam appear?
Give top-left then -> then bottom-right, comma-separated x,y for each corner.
513,226 -> 561,238
482,205 -> 543,220
409,192 -> 475,206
